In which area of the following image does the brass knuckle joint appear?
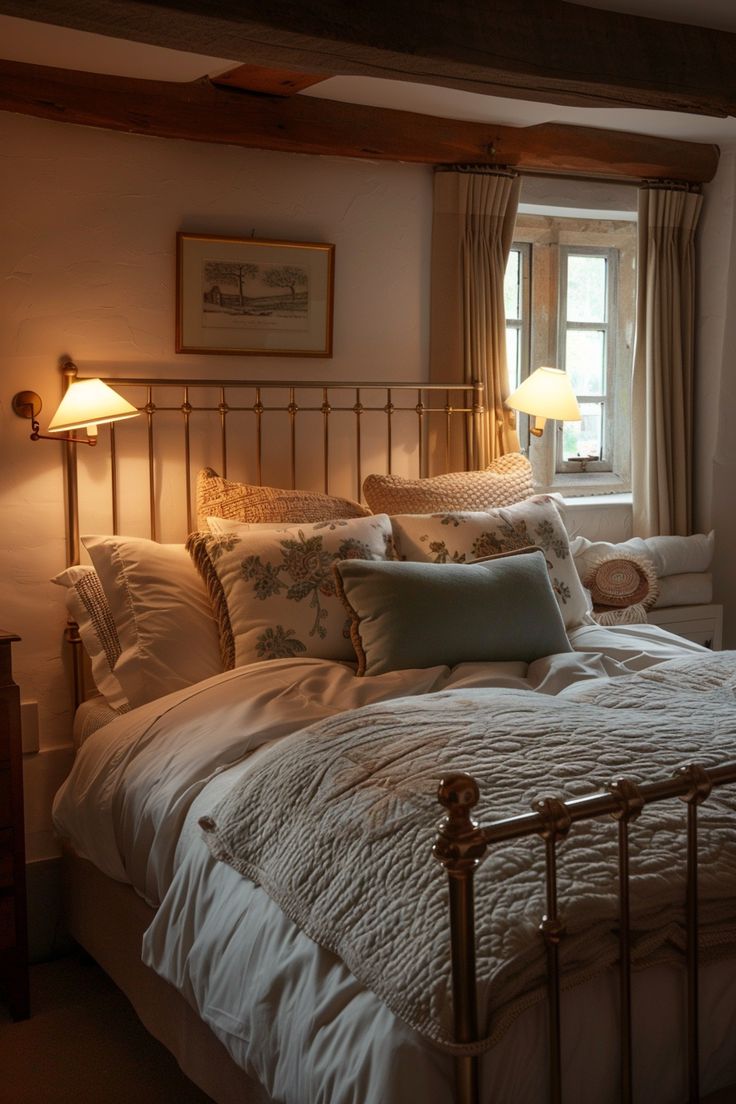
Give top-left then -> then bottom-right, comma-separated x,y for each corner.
676,762 -> 713,805
539,914 -> 566,944
608,776 -> 645,822
533,796 -> 572,841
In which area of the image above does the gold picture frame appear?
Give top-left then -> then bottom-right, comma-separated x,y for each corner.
176,232 -> 335,357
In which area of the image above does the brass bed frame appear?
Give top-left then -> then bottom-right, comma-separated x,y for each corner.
435,765 -> 736,1104
58,364 -> 736,1104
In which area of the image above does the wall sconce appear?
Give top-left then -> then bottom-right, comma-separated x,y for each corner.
506,366 -> 582,437
12,361 -> 139,446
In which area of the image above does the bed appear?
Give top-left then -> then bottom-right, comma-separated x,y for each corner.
49,367 -> 736,1104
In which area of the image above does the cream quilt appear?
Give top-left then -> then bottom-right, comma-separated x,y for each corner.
201,653 -> 736,1054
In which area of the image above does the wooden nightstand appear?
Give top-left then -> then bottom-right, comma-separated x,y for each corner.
0,631 -> 29,1020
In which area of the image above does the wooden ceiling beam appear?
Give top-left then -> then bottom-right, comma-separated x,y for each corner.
0,58 -> 719,182
212,65 -> 330,97
0,0 -> 735,117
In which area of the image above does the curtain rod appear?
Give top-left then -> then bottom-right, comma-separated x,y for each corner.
434,167 -> 702,192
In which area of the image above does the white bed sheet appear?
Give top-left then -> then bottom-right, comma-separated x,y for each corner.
53,625 -> 720,1104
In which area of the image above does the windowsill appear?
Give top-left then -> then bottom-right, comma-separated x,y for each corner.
560,492 -> 632,508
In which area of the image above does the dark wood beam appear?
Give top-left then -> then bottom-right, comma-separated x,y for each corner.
212,65 -> 329,97
0,0 -> 735,117
0,59 -> 719,182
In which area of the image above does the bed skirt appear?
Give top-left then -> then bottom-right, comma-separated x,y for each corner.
61,846 -> 274,1104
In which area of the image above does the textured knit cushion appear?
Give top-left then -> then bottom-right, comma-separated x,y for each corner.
51,565 -> 129,711
362,453 -> 532,515
83,536 -> 223,708
390,495 -> 591,630
334,552 -> 571,676
585,553 -> 659,611
187,515 -> 393,669
196,467 -> 370,530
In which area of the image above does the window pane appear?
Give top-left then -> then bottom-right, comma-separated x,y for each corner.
562,402 -> 604,461
567,255 -> 607,323
566,330 -> 605,395
506,326 -> 520,390
504,249 -> 520,319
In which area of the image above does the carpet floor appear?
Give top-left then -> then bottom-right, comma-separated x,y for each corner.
0,952 -> 214,1103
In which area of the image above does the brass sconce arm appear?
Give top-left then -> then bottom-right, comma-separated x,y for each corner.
11,391 -> 98,446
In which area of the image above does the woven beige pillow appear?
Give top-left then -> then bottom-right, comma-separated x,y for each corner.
362,453 -> 533,515
196,468 -> 371,530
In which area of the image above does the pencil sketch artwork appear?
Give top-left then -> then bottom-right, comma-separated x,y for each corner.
202,259 -> 309,331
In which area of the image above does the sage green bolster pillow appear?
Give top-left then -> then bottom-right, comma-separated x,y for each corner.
333,551 -> 571,677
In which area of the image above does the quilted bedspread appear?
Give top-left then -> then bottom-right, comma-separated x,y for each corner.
201,653 -> 736,1054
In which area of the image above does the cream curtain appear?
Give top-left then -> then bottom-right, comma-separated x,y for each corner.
632,185 -> 703,536
430,169 -> 521,471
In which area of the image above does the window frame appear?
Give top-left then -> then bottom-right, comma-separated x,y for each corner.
556,244 -> 618,475
508,211 -> 635,497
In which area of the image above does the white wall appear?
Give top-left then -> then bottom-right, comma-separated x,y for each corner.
0,111 -> 433,858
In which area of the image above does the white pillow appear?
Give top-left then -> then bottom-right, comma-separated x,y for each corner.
51,565 -> 129,712
390,495 -> 591,630
187,515 -> 394,668
82,536 -> 223,709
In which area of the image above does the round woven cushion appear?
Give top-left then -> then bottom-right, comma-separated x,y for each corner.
585,554 -> 658,610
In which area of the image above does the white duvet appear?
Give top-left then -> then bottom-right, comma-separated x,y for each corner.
53,625 -> 733,1104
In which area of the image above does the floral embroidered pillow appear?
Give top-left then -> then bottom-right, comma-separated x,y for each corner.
187,515 -> 393,668
389,496 -> 591,630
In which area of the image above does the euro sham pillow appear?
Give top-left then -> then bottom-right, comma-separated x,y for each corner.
51,565 -> 129,711
83,535 -> 223,709
362,453 -> 533,515
390,495 -> 591,630
334,552 -> 571,676
187,514 -> 393,669
196,467 -> 370,530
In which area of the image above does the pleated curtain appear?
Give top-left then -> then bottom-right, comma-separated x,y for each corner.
632,185 -> 703,536
429,169 -> 521,471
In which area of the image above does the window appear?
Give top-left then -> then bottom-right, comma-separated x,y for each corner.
507,212 -> 636,495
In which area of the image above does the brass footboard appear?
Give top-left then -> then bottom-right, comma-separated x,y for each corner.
434,763 -> 736,1104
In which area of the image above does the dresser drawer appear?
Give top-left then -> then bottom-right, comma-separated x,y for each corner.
0,770 -> 10,828
0,893 -> 15,951
0,829 -> 13,888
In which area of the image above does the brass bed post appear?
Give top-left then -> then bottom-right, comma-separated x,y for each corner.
608,777 -> 644,1104
354,388 -> 363,501
145,386 -> 157,541
534,797 -> 572,1104
434,775 -> 488,1104
678,763 -> 712,1103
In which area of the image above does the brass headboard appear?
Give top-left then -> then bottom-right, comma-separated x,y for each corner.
63,369 -> 484,567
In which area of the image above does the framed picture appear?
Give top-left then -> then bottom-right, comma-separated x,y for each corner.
176,232 -> 335,357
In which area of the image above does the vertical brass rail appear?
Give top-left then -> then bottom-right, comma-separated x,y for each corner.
535,798 -> 572,1104
608,778 -> 644,1104
182,387 -> 192,534
678,764 -> 712,1103
434,775 -> 488,1104
322,388 -> 330,494
445,389 -> 452,472
255,387 -> 263,487
354,389 -> 363,501
109,423 -> 119,535
385,389 -> 393,476
289,387 -> 297,489
219,388 -> 228,478
145,386 -> 156,541
416,389 -> 425,473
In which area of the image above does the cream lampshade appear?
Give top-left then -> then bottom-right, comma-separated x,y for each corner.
47,378 -> 139,435
505,366 -> 581,437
